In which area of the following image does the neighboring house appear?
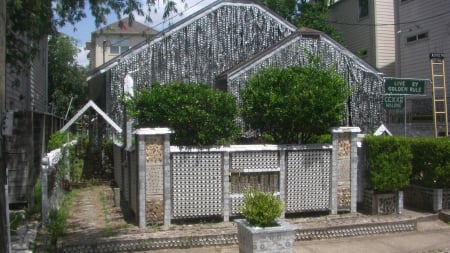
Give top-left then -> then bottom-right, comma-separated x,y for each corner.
86,18 -> 157,69
329,0 -> 450,135
328,0 -> 397,77
5,35 -> 63,205
87,0 -> 386,135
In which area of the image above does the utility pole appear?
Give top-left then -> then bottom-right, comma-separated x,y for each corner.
1,0 -> 11,251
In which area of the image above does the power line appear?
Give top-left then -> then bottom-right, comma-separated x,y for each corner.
329,10 -> 450,27
106,0 -> 208,47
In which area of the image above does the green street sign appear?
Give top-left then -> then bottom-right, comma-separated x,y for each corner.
384,78 -> 426,95
383,95 -> 404,110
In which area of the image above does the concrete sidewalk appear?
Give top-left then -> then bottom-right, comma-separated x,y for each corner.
52,186 -> 450,253
145,219 -> 450,253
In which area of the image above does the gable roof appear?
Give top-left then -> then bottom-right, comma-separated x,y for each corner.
93,17 -> 157,36
60,100 -> 122,133
87,0 -> 297,80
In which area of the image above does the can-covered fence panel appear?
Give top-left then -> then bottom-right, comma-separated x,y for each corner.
286,148 -> 332,213
171,152 -> 223,219
121,127 -> 360,226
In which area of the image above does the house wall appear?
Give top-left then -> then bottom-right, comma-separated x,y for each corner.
328,0 -> 376,69
394,0 -> 450,120
91,33 -> 148,68
374,0 -> 396,76
329,0 -> 397,76
5,37 -> 47,112
5,35 -> 50,204
398,0 -> 450,89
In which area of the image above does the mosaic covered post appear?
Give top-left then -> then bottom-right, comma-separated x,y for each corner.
331,127 -> 361,214
135,128 -> 172,228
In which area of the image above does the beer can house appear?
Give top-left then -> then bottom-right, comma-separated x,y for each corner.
87,0 -> 385,134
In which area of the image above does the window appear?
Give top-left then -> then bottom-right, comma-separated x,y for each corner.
109,39 -> 129,55
406,32 -> 428,43
359,0 -> 368,18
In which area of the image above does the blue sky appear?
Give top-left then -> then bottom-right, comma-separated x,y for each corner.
58,0 -> 216,66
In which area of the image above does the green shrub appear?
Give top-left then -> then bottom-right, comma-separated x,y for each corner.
240,61 -> 349,144
47,209 -> 68,240
47,190 -> 73,241
239,189 -> 283,227
30,179 -> 42,215
410,138 -> 450,188
365,136 -> 412,192
125,82 -> 241,146
48,131 -> 74,151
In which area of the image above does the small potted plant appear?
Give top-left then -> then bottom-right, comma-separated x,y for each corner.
235,188 -> 296,253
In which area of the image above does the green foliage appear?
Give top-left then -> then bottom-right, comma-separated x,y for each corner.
9,212 -> 26,234
126,82 -> 241,146
7,0 -> 182,75
6,0 -> 53,75
240,60 -> 349,144
239,189 -> 284,227
30,179 -> 42,215
260,0 -> 298,23
47,190 -> 74,240
294,0 -> 343,43
364,136 -> 412,192
48,131 -> 74,151
47,132 -> 85,182
259,0 -> 343,43
410,138 -> 450,188
48,34 -> 88,118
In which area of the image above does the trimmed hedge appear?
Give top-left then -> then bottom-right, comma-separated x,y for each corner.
410,138 -> 450,188
365,136 -> 450,190
364,136 -> 412,192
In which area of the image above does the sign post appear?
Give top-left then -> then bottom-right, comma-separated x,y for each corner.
384,77 -> 428,136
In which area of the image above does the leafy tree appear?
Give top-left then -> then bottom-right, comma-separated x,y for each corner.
6,0 -> 183,74
240,58 -> 349,144
260,0 -> 343,43
260,0 -> 298,24
126,82 -> 241,146
48,34 -> 88,119
294,0 -> 343,43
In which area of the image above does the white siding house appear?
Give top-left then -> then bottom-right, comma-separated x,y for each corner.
328,0 -> 397,76
329,0 -> 450,135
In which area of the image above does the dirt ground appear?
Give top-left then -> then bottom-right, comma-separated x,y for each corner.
33,184 -> 135,252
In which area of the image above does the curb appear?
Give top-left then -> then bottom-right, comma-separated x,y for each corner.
57,218 -> 418,253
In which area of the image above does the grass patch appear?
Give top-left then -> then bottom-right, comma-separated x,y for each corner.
47,189 -> 76,242
9,212 -> 26,234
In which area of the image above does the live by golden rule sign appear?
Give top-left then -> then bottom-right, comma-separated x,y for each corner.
383,78 -> 427,110
384,78 -> 426,95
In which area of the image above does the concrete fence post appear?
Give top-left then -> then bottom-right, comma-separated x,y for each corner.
163,132 -> 172,226
223,151 -> 230,222
136,132 -> 146,228
433,188 -> 443,212
331,127 -> 361,214
41,156 -> 49,226
279,149 -> 286,218
135,128 -> 172,228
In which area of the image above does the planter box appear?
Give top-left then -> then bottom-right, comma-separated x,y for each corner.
404,185 -> 443,212
235,219 -> 296,253
363,190 -> 403,215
